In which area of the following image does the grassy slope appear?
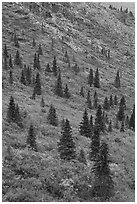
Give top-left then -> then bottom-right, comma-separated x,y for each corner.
2,2 -> 135,202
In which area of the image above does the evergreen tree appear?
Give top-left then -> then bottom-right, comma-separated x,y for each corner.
120,120 -> 125,132
47,104 -> 58,126
109,95 -> 113,108
33,53 -> 37,69
37,54 -> 41,70
117,102 -> 125,121
129,104 -> 135,131
52,56 -> 58,76
120,6 -> 123,12
95,105 -> 104,133
7,96 -> 16,122
3,56 -> 8,70
55,72 -> 63,97
114,70 -> 120,88
94,91 -> 98,109
114,95 -> 118,105
32,38 -> 36,47
14,50 -> 22,67
79,108 -> 91,138
64,84 -> 70,98
13,33 -> 19,48
58,119 -> 76,161
88,68 -> 93,87
92,142 -> 114,200
38,44 -> 43,55
9,70 -> 13,84
27,124 -> 37,151
108,120 -> 112,132
61,118 -> 65,129
119,96 -> 126,110
3,44 -> 8,58
45,63 -> 51,73
78,149 -> 87,165
15,103 -> 23,127
35,72 -> 41,95
103,96 -> 110,110
20,70 -> 26,85
40,96 -> 45,107
26,66 -> 31,85
89,126 -> 100,161
89,114 -> 94,135
9,54 -> 13,69
86,90 -> 92,109
94,68 -> 100,88
80,86 -> 84,97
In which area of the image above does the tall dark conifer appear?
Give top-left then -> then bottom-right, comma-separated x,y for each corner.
78,149 -> 87,165
103,97 -> 110,110
80,86 -> 84,97
86,90 -> 92,109
79,108 -> 91,138
114,95 -> 118,105
58,119 -> 76,160
14,50 -> 22,67
94,68 -> 100,88
88,68 -> 93,87
55,72 -> 63,97
52,56 -> 58,76
38,44 -> 43,55
94,91 -> 98,109
7,96 -> 16,122
95,105 -> 104,133
114,70 -> 120,88
129,104 -> 135,131
64,84 -> 70,98
47,104 -> 58,126
20,70 -> 26,85
109,95 -> 113,108
92,142 -> 114,200
27,124 -> 37,151
9,70 -> 13,84
3,44 -> 8,58
3,56 -> 8,70
108,120 -> 112,132
32,38 -> 36,47
117,102 -> 125,121
120,120 -> 125,132
35,72 -> 41,95
9,54 -> 13,69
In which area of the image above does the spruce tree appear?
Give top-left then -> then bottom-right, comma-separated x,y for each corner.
20,70 -> 26,85
33,53 -> 37,69
109,95 -> 113,108
7,96 -> 16,122
52,56 -> 58,76
89,126 -> 100,161
47,104 -> 58,126
13,33 -> 19,48
120,120 -> 125,132
26,66 -> 31,85
80,86 -> 84,97
38,44 -> 43,55
15,103 -> 23,127
94,68 -> 100,88
117,102 -> 125,121
58,119 -> 76,161
119,96 -> 126,110
55,72 -> 63,97
9,70 -> 13,84
31,87 -> 36,100
37,54 -> 41,70
14,50 -> 22,67
114,95 -> 118,105
45,63 -> 51,73
95,105 -> 104,133
108,120 -> 112,132
40,96 -> 45,107
114,117 -> 119,129
92,142 -> 114,200
88,68 -> 93,87
89,114 -> 94,135
114,70 -> 120,88
3,56 -> 8,70
64,84 -> 70,98
79,108 -> 91,138
94,91 -> 98,109
78,149 -> 87,165
3,44 -> 8,58
9,54 -> 13,69
86,90 -> 92,109
27,124 -> 37,151
35,72 -> 41,95
32,38 -> 36,47
103,96 -> 110,110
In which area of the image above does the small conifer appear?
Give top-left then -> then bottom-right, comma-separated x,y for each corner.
94,68 -> 100,88
35,72 -> 41,95
9,70 -> 13,84
64,84 -> 70,98
80,86 -> 84,97
103,96 -> 110,110
78,149 -> 87,165
27,124 -> 37,151
20,70 -> 26,85
38,44 -> 43,55
79,108 -> 91,138
14,50 -> 22,67
120,120 -> 125,132
3,44 -> 8,58
108,120 -> 112,132
40,96 -> 45,107
88,68 -> 93,87
7,96 -> 16,122
114,70 -> 120,88
52,56 -> 58,76
47,104 -> 58,126
32,38 -> 36,47
3,56 -> 8,70
114,95 -> 118,105
86,90 -> 92,109
9,54 -> 13,69
109,95 -> 113,108
45,63 -> 51,73
55,72 -> 63,97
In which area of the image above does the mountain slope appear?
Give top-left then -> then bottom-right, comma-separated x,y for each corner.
2,2 -> 135,202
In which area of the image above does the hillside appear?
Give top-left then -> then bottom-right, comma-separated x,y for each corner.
2,2 -> 135,202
